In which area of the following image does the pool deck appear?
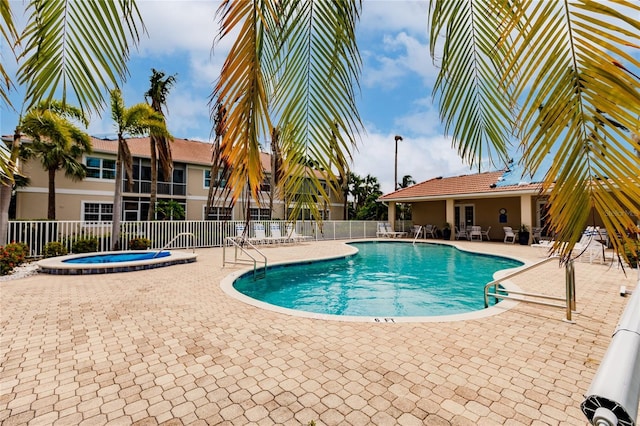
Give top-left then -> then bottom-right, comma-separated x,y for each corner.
1,239 -> 638,425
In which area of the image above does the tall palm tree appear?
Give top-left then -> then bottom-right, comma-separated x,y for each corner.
145,69 -> 176,221
109,89 -> 170,250
0,0 -> 144,245
20,101 -> 92,219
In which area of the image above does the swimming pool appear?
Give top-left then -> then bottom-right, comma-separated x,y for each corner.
37,250 -> 197,274
231,241 -> 523,321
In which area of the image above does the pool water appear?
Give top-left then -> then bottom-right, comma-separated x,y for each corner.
233,241 -> 523,317
63,251 -> 170,264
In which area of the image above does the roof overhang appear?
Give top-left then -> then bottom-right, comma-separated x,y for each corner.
378,186 -> 545,203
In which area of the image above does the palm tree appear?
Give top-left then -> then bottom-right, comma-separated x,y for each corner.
0,1 -> 144,245
397,175 -> 416,220
20,101 -> 92,219
109,89 -> 170,250
145,69 -> 176,221
399,175 -> 416,190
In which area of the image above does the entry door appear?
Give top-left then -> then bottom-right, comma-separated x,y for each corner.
454,205 -> 475,230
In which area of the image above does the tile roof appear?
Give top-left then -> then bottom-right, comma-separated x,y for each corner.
90,137 -> 273,171
379,170 -> 542,201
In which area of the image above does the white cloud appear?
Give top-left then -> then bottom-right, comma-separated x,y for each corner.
359,1 -> 429,35
352,126 -> 472,195
136,1 -> 222,55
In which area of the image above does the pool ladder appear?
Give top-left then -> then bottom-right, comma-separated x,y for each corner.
153,232 -> 196,258
223,237 -> 267,280
483,256 -> 577,322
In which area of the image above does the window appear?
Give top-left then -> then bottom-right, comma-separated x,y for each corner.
86,157 -> 116,179
260,176 -> 271,192
250,208 -> 271,220
204,206 -> 232,221
82,202 -> 113,221
204,169 -> 226,188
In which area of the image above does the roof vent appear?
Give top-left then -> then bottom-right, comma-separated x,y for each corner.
436,176 -> 443,179
489,183 -> 497,188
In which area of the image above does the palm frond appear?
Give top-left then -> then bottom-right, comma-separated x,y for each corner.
0,0 -> 18,108
273,0 -> 362,221
429,0 -> 517,170
214,0 -> 275,205
17,0 -> 145,113
215,0 -> 363,221
504,0 -> 640,259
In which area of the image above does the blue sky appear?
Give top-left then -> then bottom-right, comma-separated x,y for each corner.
8,1 -> 624,195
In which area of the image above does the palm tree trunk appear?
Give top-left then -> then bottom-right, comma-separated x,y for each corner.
111,138 -> 125,250
1,129 -> 22,245
0,184 -> 11,246
48,168 -> 56,219
148,137 -> 157,221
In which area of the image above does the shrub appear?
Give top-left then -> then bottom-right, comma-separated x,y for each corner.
72,237 -> 98,254
128,237 -> 151,250
0,242 -> 29,276
624,242 -> 639,268
43,241 -> 68,258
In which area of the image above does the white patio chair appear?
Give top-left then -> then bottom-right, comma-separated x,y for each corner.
455,226 -> 468,240
481,226 -> 491,241
424,224 -> 438,239
503,227 -> 516,244
469,226 -> 482,241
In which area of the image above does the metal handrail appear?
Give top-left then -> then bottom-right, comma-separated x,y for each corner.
412,225 -> 423,245
223,237 -> 267,280
153,232 -> 195,258
483,256 -> 577,321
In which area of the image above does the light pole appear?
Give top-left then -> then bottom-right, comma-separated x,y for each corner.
394,135 -> 403,190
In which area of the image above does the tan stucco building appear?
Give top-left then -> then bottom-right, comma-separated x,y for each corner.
7,136 -> 345,221
379,170 -> 615,243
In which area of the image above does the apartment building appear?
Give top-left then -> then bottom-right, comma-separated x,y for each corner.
6,136 -> 345,221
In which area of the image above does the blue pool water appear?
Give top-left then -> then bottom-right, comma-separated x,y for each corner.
234,241 -> 523,317
63,251 -> 170,264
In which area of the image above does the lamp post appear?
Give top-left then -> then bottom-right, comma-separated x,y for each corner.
394,135 -> 403,190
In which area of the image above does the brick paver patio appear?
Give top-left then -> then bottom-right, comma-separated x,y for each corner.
1,240 -> 637,425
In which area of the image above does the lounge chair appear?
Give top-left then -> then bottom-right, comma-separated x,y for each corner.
286,224 -> 312,243
503,227 -> 516,243
385,223 -> 407,238
377,222 -> 391,238
269,223 -> 288,244
531,228 -> 607,264
481,226 -> 491,241
410,225 -> 423,238
250,223 -> 269,245
235,223 -> 247,242
469,226 -> 482,241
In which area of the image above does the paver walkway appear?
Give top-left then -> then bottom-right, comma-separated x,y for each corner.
1,240 -> 637,425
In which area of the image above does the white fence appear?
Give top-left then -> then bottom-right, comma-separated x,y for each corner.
6,220 -> 389,257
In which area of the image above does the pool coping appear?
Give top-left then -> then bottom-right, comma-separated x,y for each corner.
37,250 -> 198,275
220,239 -> 529,323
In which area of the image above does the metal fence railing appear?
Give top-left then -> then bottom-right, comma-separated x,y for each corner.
5,220 -> 382,257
